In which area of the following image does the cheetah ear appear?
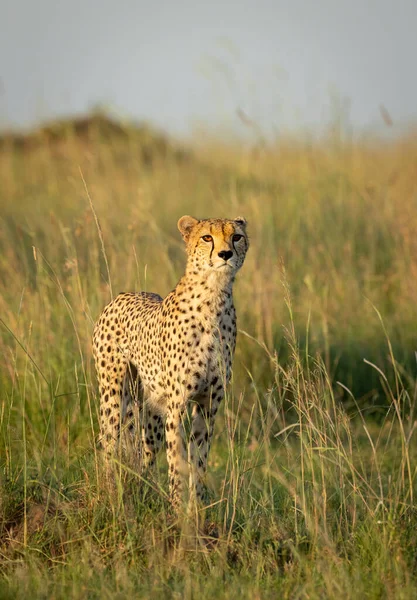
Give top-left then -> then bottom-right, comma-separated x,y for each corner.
178,215 -> 199,242
234,216 -> 247,227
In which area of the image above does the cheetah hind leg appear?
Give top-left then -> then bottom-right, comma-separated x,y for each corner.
120,362 -> 142,469
121,363 -> 165,476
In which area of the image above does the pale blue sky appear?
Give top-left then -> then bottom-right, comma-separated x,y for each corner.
1,0 -> 416,136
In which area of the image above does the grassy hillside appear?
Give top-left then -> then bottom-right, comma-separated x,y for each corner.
1,113 -> 417,598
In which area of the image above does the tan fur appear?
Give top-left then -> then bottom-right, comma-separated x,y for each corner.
93,216 -> 249,509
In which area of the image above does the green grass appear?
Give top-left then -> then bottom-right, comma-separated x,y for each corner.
1,113 -> 417,598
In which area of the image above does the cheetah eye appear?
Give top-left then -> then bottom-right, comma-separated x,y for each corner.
232,234 -> 243,242
202,235 -> 213,242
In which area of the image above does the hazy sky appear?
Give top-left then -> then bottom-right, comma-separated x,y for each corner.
1,0 -> 416,136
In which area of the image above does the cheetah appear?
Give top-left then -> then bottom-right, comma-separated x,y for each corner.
93,215 -> 249,509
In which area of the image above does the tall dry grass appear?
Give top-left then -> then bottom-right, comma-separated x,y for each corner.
0,114 -> 417,598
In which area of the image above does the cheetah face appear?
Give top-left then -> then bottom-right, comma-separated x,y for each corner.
178,215 -> 249,275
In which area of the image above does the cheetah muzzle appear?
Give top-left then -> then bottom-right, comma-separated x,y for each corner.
93,215 -> 249,510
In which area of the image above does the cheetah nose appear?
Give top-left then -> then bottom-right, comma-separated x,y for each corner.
218,250 -> 233,261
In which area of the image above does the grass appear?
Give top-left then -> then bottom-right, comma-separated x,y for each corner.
1,112 -> 417,598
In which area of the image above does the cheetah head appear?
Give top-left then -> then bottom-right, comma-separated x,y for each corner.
178,215 -> 249,276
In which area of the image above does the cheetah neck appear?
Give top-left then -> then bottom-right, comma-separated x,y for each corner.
175,268 -> 235,317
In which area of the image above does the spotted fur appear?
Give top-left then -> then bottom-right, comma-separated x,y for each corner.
93,215 -> 249,509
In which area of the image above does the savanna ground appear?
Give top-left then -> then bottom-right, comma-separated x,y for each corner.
1,113 -> 417,598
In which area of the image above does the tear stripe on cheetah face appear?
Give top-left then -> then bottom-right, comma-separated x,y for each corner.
93,215 -> 249,510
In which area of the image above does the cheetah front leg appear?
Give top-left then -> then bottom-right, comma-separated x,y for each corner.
165,399 -> 189,510
165,392 -> 223,510
189,398 -> 221,504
